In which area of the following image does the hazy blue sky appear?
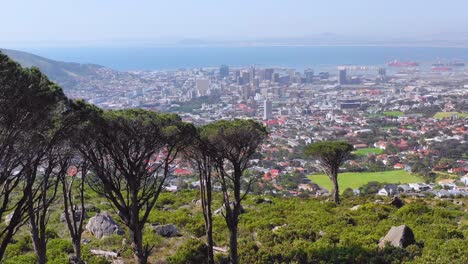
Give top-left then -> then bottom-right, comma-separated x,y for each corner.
2,0 -> 468,46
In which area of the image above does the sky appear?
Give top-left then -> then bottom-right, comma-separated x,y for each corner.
2,0 -> 468,47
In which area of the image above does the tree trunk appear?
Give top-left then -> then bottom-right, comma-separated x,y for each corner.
130,227 -> 147,264
30,227 -> 47,264
72,239 -> 83,263
206,219 -> 214,264
0,229 -> 14,261
228,225 -> 239,264
331,172 -> 340,204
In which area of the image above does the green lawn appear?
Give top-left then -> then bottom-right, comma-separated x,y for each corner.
381,126 -> 398,130
308,170 -> 422,193
383,111 -> 404,117
354,147 -> 384,156
433,112 -> 468,119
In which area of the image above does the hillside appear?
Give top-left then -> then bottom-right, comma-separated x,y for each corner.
5,190 -> 467,264
0,48 -> 137,92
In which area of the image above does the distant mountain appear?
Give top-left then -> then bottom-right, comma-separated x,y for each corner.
0,48 -> 118,90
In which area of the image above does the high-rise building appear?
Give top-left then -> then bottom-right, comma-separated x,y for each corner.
272,73 -> 280,83
304,69 -> 314,83
264,68 -> 274,81
241,85 -> 251,100
196,78 -> 210,96
241,71 -> 250,84
263,100 -> 273,120
378,68 -> 387,81
250,66 -> 256,80
219,65 -> 229,78
339,69 -> 347,85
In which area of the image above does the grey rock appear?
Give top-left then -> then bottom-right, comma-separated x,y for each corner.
378,225 -> 415,249
60,210 -> 87,223
272,224 -> 287,232
152,224 -> 180,237
86,212 -> 124,239
68,254 -> 85,264
214,203 -> 245,216
350,205 -> 361,211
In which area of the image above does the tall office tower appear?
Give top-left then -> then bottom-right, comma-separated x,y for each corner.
305,69 -> 314,83
252,77 -> 260,88
241,85 -> 251,100
234,69 -> 241,80
237,76 -> 243,85
219,65 -> 229,78
241,71 -> 250,84
339,69 -> 347,85
264,68 -> 274,81
196,78 -> 210,96
378,67 -> 387,81
263,100 -> 273,120
272,73 -> 280,83
250,66 -> 256,79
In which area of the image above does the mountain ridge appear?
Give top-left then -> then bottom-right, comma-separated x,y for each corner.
0,48 -> 117,91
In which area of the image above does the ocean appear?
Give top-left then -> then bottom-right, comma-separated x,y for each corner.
21,46 -> 468,71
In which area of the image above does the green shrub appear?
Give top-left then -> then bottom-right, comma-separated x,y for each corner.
167,238 -> 208,264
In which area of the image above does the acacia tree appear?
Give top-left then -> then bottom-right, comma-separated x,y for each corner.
78,109 -> 195,264
201,119 -> 268,264
304,141 -> 354,204
0,52 -> 69,261
184,128 -> 215,264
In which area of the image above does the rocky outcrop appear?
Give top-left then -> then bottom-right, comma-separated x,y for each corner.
152,224 -> 180,237
86,212 -> 124,239
378,225 -> 415,249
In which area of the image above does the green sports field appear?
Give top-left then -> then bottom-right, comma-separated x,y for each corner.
308,170 -> 422,193
433,112 -> 468,119
354,147 -> 384,156
383,111 -> 404,117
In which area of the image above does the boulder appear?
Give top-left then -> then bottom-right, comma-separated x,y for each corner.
378,225 -> 415,249
152,224 -> 180,237
86,212 -> 124,239
272,224 -> 287,232
60,210 -> 87,223
388,196 -> 404,208
68,254 -> 85,264
350,205 -> 361,211
214,203 -> 245,216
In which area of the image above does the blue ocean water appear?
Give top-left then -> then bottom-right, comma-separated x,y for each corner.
22,46 -> 468,71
